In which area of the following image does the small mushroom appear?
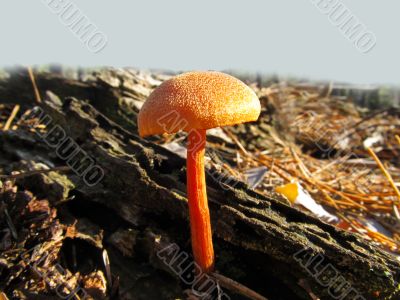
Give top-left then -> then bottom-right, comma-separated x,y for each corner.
138,71 -> 260,273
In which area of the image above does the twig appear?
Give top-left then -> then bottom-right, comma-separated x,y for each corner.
3,104 -> 20,131
27,66 -> 42,104
366,147 -> 400,205
210,272 -> 268,300
394,205 -> 400,221
0,166 -> 71,179
102,249 -> 112,290
290,147 -> 311,179
395,135 -> 400,146
223,128 -> 250,156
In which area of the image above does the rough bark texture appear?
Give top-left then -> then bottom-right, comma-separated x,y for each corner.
0,68 -> 399,300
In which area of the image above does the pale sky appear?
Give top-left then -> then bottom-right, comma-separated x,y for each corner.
0,0 -> 398,84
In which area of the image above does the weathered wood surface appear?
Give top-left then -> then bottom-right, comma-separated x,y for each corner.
0,68 -> 399,299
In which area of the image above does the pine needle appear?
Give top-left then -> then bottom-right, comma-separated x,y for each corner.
366,147 -> 400,205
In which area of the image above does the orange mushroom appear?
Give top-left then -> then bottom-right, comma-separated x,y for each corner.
138,71 -> 260,273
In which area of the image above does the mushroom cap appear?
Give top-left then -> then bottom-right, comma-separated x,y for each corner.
138,71 -> 261,137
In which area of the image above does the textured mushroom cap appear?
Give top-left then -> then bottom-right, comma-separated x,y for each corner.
138,71 -> 261,137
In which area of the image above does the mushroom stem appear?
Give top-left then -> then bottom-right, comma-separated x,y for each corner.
187,129 -> 214,273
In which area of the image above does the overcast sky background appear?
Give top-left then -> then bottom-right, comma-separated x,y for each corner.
0,1 -> 398,85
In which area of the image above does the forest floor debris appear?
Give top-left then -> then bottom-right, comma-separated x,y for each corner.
1,67 -> 400,299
